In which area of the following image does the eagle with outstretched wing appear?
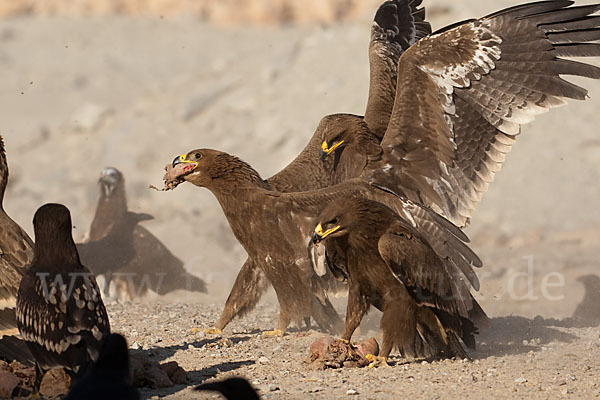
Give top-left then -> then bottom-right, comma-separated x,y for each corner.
161,1 -> 600,347
319,0 -> 600,227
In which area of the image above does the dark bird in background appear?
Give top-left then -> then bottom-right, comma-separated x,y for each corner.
312,198 -> 486,364
572,274 -> 600,327
17,203 -> 111,389
165,150 -> 479,337
65,333 -> 139,400
77,167 -> 207,300
0,136 -> 35,365
199,0 -> 431,336
317,1 -> 600,228
195,377 -> 260,400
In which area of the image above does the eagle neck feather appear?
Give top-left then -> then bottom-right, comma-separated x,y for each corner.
207,154 -> 269,192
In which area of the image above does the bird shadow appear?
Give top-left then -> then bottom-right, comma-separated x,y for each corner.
146,335 -> 253,363
139,360 -> 255,399
471,315 -> 579,359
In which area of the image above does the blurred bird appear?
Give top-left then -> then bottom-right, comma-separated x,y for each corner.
572,274 -> 600,327
195,377 -> 260,400
78,167 -> 207,300
65,333 -> 139,400
0,136 -> 35,365
17,203 -> 111,389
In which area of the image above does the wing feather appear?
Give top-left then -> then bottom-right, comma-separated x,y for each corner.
369,1 -> 600,226
365,0 -> 432,138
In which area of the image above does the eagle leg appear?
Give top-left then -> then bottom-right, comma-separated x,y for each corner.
341,283 -> 369,342
211,258 -> 269,332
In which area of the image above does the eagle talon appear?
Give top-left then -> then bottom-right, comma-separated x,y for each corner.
365,354 -> 389,368
203,327 -> 222,335
262,329 -> 283,338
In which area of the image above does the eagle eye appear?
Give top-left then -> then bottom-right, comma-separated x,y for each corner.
329,218 -> 339,225
194,153 -> 202,160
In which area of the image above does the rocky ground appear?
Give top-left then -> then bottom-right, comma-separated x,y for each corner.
1,0 -> 600,398
107,302 -> 600,399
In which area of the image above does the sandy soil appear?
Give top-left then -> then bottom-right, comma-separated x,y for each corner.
1,0 -> 600,398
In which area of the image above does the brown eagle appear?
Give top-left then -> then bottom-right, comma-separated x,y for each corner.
312,197 -> 486,363
317,0 -> 600,227
77,167 -> 207,300
164,150 -> 480,337
0,136 -> 34,334
189,0 -> 432,335
17,203 -> 110,389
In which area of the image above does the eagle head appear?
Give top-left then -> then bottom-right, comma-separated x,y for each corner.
165,149 -> 264,189
318,114 -> 377,161
98,167 -> 123,198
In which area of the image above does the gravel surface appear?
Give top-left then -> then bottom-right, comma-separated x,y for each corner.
106,301 -> 600,399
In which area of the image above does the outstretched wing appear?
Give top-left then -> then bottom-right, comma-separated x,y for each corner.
365,0 -> 432,138
372,1 -> 600,226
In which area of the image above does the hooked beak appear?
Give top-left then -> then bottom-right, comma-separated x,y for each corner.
312,223 -> 340,244
172,154 -> 198,173
320,140 -> 344,160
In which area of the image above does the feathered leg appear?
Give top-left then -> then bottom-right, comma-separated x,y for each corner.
379,289 -> 417,362
205,258 -> 269,334
341,281 -> 369,342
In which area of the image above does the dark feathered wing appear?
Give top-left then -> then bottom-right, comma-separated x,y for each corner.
378,224 -> 472,318
365,0 -> 431,138
373,1 -> 600,227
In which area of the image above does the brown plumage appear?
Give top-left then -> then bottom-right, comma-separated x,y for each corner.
193,0 -> 431,335
319,1 -> 600,227
164,149 -> 480,336
77,167 -> 207,300
16,203 -> 110,389
0,136 -> 34,333
312,197 -> 486,361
